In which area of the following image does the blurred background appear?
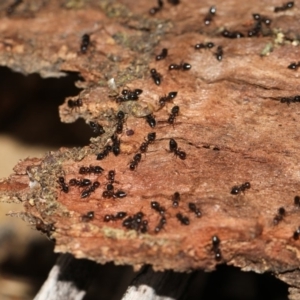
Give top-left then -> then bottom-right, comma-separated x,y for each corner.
0,66 -> 289,299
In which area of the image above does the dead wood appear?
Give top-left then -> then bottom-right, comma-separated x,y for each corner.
1,0 -> 300,298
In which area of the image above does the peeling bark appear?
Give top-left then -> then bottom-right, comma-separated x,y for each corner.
1,0 -> 300,298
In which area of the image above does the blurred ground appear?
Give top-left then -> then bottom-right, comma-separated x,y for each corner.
0,66 -> 289,300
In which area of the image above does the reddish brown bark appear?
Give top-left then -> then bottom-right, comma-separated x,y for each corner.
1,0 -> 300,297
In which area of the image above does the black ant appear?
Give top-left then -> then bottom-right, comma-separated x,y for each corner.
222,29 -> 244,39
80,34 -> 90,54
280,95 -> 300,105
113,190 -> 127,198
96,145 -> 112,160
69,178 -> 91,187
6,0 -> 22,15
158,91 -> 178,108
140,132 -> 156,153
248,14 -> 271,37
215,46 -> 223,61
273,207 -> 286,225
116,111 -> 125,134
274,1 -> 294,12
151,201 -> 166,215
176,213 -> 189,225
81,211 -> 94,222
156,48 -> 168,60
81,181 -> 100,198
230,182 -> 251,195
145,114 -> 156,128
204,6 -> 216,25
35,218 -> 56,239
188,203 -> 202,218
288,62 -> 300,70
104,211 -> 127,222
68,99 -> 82,109
194,42 -> 214,50
172,192 -> 180,207
168,0 -> 180,4
294,195 -> 300,207
112,135 -> 121,156
129,153 -> 142,170
89,121 -> 105,135
168,106 -> 179,125
57,177 -> 69,193
169,62 -> 191,71
150,68 -> 162,86
79,165 -> 104,175
107,170 -> 116,184
149,0 -> 163,15
211,235 -> 222,261
114,88 -> 143,103
122,212 -> 146,232
293,227 -> 300,240
169,138 -> 186,160
155,216 -> 166,233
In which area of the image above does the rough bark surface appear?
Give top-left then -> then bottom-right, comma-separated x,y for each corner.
1,0 -> 300,298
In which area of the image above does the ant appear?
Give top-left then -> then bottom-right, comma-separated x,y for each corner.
113,190 -> 127,198
57,177 -> 69,193
114,88 -> 142,103
35,218 -> 56,239
6,0 -> 22,15
69,178 -> 91,187
211,235 -> 222,261
111,135 -> 121,156
80,34 -> 90,54
140,132 -> 156,153
169,62 -> 191,71
188,203 -> 202,218
176,213 -> 190,225
149,0 -> 163,15
151,201 -> 166,215
155,216 -> 166,233
168,0 -> 180,4
274,1 -> 294,12
172,192 -> 180,207
145,114 -> 156,128
168,106 -> 179,125
122,212 -> 146,232
79,165 -> 104,175
222,29 -> 244,39
194,42 -> 214,50
248,14 -> 271,37
150,68 -> 162,86
288,62 -> 300,70
81,211 -> 94,222
293,227 -> 300,240
273,207 -> 286,225
230,182 -> 251,195
104,211 -> 127,222
96,145 -> 112,160
215,46 -> 223,61
68,99 -> 82,109
280,95 -> 300,105
169,138 -> 186,160
89,121 -> 105,135
107,170 -> 116,184
129,153 -> 142,170
156,48 -> 168,60
116,111 -> 125,134
81,181 -> 100,198
204,6 -> 216,25
294,195 -> 300,207
158,91 -> 178,108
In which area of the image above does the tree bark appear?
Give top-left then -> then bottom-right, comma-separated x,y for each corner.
1,0 -> 300,298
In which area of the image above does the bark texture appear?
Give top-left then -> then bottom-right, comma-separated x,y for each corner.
1,0 -> 300,298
